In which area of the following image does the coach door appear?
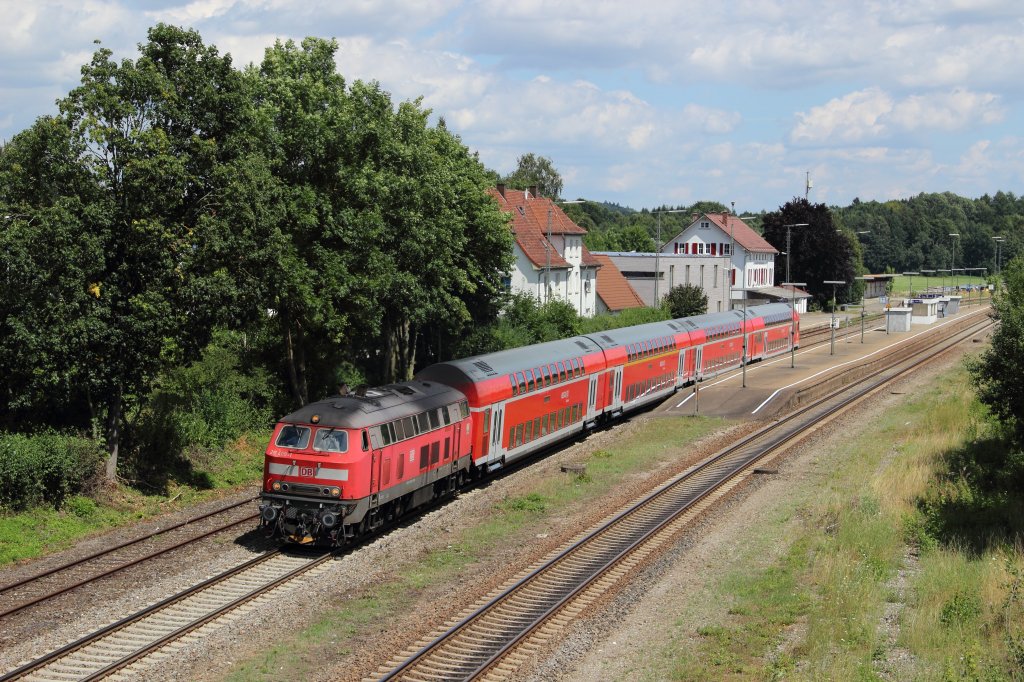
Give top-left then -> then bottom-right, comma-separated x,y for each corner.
678,349 -> 688,383
610,366 -> 624,410
694,346 -> 704,380
492,407 -> 505,459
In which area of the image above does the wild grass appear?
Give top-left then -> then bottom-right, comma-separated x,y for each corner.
652,366 -> 1024,681
0,430 -> 266,566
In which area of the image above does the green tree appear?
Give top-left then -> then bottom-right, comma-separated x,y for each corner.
969,256 -> 1024,443
762,198 -> 857,308
241,39 -> 513,398
663,284 -> 708,318
503,153 -> 564,200
0,25 -> 249,479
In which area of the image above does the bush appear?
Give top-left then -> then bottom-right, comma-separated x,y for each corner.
0,432 -> 105,510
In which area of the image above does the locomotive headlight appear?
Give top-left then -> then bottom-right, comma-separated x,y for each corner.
271,480 -> 282,492
330,486 -> 341,497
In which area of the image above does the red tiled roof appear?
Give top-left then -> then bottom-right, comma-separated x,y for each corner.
581,244 -> 601,268
487,187 -> 587,268
592,254 -> 646,311
705,213 -> 778,253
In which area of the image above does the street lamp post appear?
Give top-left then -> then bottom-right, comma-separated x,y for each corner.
902,271 -> 919,302
920,269 -> 935,294
824,280 -> 846,356
783,223 -> 809,285
854,275 -> 873,342
545,200 -> 586,303
949,232 -> 960,291
993,236 -> 1005,276
652,209 -> 686,306
782,282 -> 806,367
937,268 -> 950,293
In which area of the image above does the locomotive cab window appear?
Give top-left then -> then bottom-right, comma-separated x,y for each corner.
313,428 -> 348,453
276,425 -> 311,449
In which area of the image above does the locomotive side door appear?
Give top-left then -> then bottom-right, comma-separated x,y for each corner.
367,430 -> 384,497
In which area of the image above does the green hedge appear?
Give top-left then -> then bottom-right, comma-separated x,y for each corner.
0,432 -> 106,510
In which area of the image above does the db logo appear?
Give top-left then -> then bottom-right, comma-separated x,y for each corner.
299,466 -> 314,477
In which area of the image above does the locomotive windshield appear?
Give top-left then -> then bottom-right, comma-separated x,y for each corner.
275,425 -> 311,449
313,428 -> 348,453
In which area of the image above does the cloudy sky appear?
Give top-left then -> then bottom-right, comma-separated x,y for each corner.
2,0 -> 1022,211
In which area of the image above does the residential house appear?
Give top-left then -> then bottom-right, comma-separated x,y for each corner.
488,185 -> 600,317
663,212 -> 809,311
591,254 -> 646,314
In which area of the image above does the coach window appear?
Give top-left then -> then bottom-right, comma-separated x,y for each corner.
541,365 -> 551,387
557,361 -> 566,382
570,358 -> 579,376
516,371 -> 527,394
525,369 -> 535,392
515,423 -> 524,447
510,375 -> 518,396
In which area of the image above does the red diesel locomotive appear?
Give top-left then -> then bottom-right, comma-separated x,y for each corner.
259,303 -> 799,544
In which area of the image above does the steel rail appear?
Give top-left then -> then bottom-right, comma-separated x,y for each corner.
0,500 -> 258,619
0,548 -> 331,682
0,496 -> 256,596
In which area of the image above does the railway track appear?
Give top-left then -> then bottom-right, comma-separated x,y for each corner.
375,312 -> 993,682
0,495 -> 259,620
0,548 -> 332,682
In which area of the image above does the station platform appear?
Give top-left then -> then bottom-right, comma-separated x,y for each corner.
655,304 -> 991,421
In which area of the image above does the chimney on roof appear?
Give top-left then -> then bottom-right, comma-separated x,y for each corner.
528,184 -> 539,199
691,212 -> 699,222
496,182 -> 506,198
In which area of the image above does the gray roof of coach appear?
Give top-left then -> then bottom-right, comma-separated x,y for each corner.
414,303 -> 795,389
417,335 -> 604,383
578,318 -> 692,350
280,380 -> 466,429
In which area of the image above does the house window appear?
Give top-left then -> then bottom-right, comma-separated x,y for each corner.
700,221 -> 710,229
724,244 -> 731,255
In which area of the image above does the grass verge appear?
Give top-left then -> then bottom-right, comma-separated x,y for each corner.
0,432 -> 266,566
635,365 -> 1023,681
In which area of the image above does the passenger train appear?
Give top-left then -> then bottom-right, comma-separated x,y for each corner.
258,302 -> 799,545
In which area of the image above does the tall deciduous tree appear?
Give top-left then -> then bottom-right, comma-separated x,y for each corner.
0,25 -> 248,479
503,153 -> 564,200
244,38 -> 512,400
969,256 -> 1024,443
762,198 -> 857,308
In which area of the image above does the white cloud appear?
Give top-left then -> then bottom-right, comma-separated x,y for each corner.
791,87 -> 1003,145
